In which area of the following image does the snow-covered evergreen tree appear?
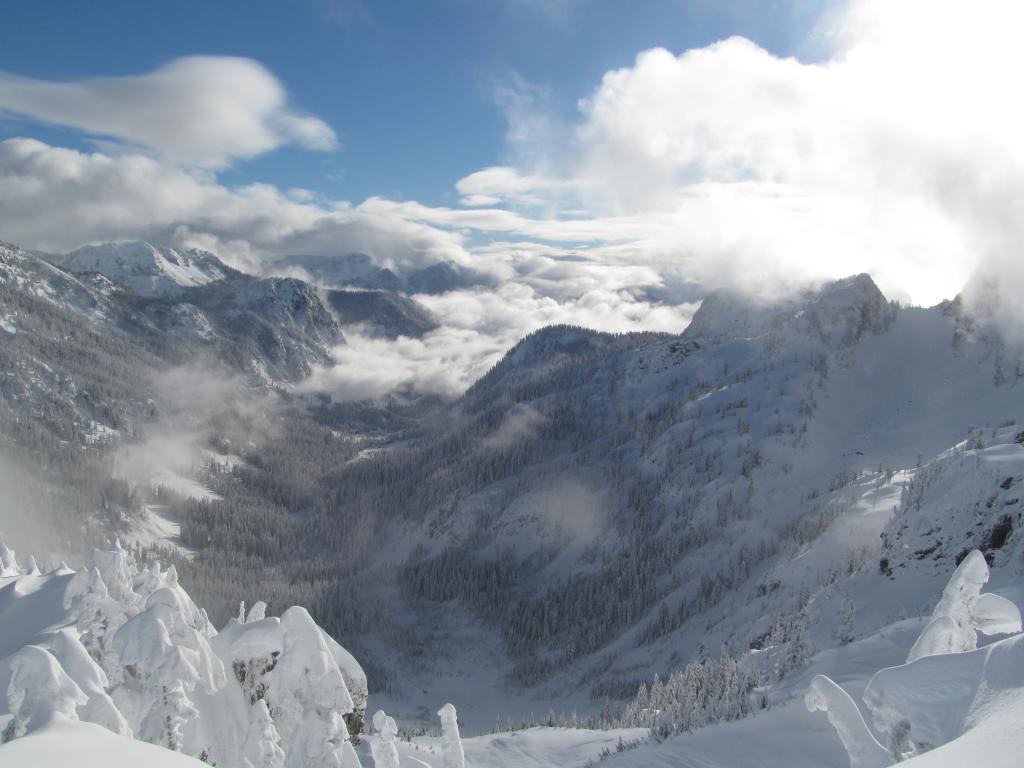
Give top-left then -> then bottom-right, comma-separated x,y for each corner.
111,586 -> 226,755
92,539 -> 142,615
138,680 -> 199,752
243,699 -> 286,768
437,703 -> 465,768
2,645 -> 87,742
835,600 -> 856,646
246,601 -> 268,623
273,607 -> 361,768
369,710 -> 400,768
63,565 -> 127,680
48,628 -> 130,736
0,542 -> 20,576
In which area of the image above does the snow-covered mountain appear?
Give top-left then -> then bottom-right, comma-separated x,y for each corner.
287,270 -> 1023,726
5,231 -> 1024,765
0,240 -> 440,398
47,241 -> 237,297
2,240 -> 343,388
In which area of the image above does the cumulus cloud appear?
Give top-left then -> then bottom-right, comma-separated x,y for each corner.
0,138 -> 468,274
0,56 -> 336,167
458,0 -> 1024,308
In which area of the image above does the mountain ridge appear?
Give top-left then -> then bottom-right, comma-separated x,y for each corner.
46,240 -> 239,298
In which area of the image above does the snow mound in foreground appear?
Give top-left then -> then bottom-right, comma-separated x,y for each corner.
1,716 -> 208,768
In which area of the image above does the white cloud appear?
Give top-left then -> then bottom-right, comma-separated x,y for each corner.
0,138 -> 466,274
458,0 -> 1024,307
0,136 -> 698,400
0,56 -> 336,168
301,284 -> 696,401
481,404 -> 547,450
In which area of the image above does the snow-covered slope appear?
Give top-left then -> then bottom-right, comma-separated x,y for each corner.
48,241 -> 234,297
1,718 -> 209,768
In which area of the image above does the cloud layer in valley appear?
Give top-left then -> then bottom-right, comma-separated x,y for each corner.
2,0 -> 1023,398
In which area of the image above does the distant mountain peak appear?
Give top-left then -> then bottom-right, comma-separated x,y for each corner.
684,273 -> 892,347
49,240 -> 234,297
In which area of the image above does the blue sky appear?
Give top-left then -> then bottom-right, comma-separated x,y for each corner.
0,0 -> 831,205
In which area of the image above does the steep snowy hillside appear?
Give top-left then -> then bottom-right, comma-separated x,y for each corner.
48,241 -> 236,297
166,274 -> 344,381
